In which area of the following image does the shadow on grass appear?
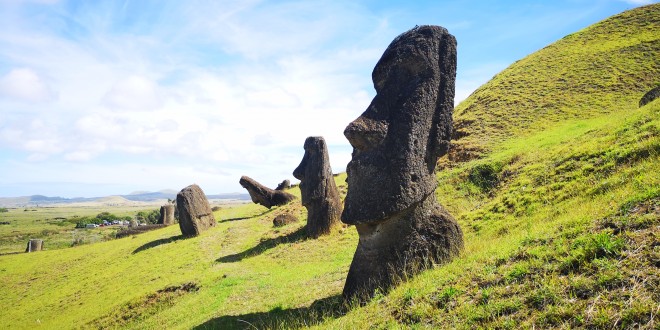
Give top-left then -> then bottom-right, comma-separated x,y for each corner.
216,226 -> 307,263
193,294 -> 346,329
132,235 -> 187,254
218,208 -> 274,223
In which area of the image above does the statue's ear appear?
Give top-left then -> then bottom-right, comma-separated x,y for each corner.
428,33 -> 456,162
429,111 -> 452,159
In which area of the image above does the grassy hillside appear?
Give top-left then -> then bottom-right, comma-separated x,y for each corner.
450,4 -> 659,161
1,4 -> 658,329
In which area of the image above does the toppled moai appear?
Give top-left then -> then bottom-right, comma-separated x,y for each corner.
293,136 -> 342,238
158,204 -> 175,225
273,213 -> 298,227
239,176 -> 296,208
639,85 -> 660,107
341,25 -> 464,300
176,184 -> 216,237
25,239 -> 43,252
275,179 -> 291,190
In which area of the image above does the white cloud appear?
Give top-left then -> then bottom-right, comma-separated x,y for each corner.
102,75 -> 162,111
0,68 -> 55,103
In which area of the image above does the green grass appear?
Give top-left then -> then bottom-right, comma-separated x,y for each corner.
1,4 -> 659,329
451,4 -> 659,160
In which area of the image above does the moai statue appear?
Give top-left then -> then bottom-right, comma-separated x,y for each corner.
293,136 -> 343,238
275,180 -> 291,190
158,204 -> 175,225
239,176 -> 296,208
341,25 -> 464,300
176,184 -> 216,237
25,239 -> 43,252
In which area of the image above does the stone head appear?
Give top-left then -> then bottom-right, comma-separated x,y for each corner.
293,136 -> 330,206
342,25 -> 457,224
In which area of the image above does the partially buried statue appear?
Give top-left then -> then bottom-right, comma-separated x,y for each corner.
293,136 -> 342,238
239,176 -> 296,208
341,25 -> 464,300
177,184 -> 216,237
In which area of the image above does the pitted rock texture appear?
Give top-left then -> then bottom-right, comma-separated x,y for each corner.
639,85 -> 660,107
158,204 -> 175,225
293,136 -> 342,238
239,176 -> 296,209
275,180 -> 291,190
341,25 -> 464,300
176,184 -> 216,237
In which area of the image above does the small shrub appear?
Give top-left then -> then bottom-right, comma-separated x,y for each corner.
0,207 -> 8,213
468,162 -> 502,191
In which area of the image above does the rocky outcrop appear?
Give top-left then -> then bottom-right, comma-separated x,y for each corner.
25,239 -> 43,252
640,85 -> 660,107
158,204 -> 175,225
239,176 -> 296,208
341,25 -> 464,300
273,213 -> 298,227
293,136 -> 342,238
176,184 -> 216,237
275,180 -> 291,190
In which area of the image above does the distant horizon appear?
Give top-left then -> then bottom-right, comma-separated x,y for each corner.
1,0 -> 655,198
0,187 -> 252,199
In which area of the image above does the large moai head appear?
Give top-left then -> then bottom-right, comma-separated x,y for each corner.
342,25 -> 456,225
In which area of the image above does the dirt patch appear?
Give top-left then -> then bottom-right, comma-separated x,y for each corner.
89,282 -> 200,328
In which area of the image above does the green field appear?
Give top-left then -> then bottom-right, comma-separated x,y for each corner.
1,4 -> 658,329
0,206 -> 164,255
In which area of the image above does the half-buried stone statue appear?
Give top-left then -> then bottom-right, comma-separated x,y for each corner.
239,176 -> 296,209
177,184 -> 216,237
293,136 -> 342,238
341,25 -> 464,300
158,204 -> 175,225
275,179 -> 291,190
25,239 -> 43,252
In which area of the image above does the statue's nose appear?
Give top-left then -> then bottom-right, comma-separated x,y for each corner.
344,116 -> 388,151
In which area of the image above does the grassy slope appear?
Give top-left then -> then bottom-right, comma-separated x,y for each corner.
451,4 -> 659,159
1,4 -> 659,329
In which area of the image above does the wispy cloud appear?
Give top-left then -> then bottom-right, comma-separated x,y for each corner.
0,0 -> 649,197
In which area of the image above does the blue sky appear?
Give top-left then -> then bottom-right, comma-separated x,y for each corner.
0,0 -> 655,198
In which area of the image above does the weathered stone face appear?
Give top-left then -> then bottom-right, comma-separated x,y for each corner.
341,25 -> 463,300
239,176 -> 296,209
293,136 -> 343,237
176,184 -> 216,237
158,204 -> 175,225
342,25 -> 456,225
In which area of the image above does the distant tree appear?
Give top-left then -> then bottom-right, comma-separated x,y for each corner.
0,207 -> 8,213
136,209 -> 160,224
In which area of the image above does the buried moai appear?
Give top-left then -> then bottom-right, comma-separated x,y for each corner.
176,184 -> 216,237
293,136 -> 342,238
275,179 -> 291,190
158,204 -> 175,225
341,25 -> 464,300
239,176 -> 296,208
25,239 -> 43,252
639,85 -> 660,107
